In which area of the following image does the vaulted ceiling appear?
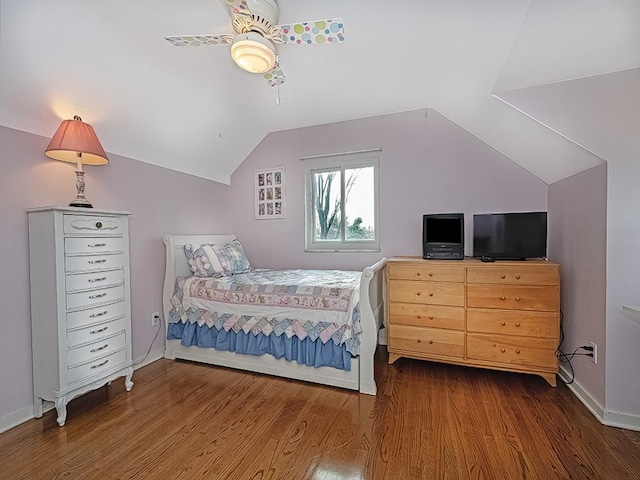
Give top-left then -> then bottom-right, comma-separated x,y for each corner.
1,0 -> 638,184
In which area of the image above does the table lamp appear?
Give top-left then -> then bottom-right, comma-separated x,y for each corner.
44,115 -> 109,208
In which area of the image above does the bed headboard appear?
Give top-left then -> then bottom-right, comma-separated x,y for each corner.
162,234 -> 237,326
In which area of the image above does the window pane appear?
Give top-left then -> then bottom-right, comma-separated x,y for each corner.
345,166 -> 375,241
313,170 -> 341,240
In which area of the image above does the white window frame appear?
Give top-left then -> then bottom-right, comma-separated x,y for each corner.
303,150 -> 380,252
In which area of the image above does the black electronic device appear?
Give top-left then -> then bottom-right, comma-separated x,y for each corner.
473,211 -> 547,260
423,213 -> 464,260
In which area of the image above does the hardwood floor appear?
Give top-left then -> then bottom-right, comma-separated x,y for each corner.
2,348 -> 639,479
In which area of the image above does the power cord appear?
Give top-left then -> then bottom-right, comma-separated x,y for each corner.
555,310 -> 595,385
133,315 -> 164,367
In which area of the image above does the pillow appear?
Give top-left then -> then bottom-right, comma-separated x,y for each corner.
184,240 -> 251,277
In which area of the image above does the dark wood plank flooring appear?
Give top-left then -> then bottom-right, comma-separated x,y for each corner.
1,348 -> 639,479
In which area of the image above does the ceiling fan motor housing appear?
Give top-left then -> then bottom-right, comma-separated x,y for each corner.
244,0 -> 280,28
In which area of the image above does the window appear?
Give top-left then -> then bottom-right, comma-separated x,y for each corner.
304,150 -> 380,252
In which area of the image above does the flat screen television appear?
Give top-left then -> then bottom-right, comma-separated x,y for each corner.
473,212 -> 547,260
423,213 -> 464,260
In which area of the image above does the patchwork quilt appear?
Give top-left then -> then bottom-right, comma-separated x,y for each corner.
168,269 -> 362,355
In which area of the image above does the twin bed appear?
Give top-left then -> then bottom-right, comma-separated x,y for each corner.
162,235 -> 387,395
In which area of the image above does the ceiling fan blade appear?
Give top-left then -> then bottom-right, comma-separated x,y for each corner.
164,35 -> 233,47
278,18 -> 344,45
221,0 -> 251,18
264,65 -> 285,87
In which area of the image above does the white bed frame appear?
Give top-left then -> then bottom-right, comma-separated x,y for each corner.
162,235 -> 388,395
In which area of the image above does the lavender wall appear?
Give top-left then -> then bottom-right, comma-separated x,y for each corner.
606,159 -> 640,420
548,164 -> 607,407
229,109 -> 548,270
0,126 -> 229,421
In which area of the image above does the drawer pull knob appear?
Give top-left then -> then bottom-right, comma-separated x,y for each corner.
516,349 -> 521,354
416,272 -> 421,276
429,340 -> 434,344
90,344 -> 109,353
500,348 -> 506,353
429,315 -> 434,320
501,274 -> 506,279
515,322 -> 521,327
88,259 -> 107,264
88,292 -> 107,299
500,321 -> 506,326
428,272 -> 433,277
89,310 -> 108,318
516,275 -> 521,280
90,326 -> 108,334
500,296 -> 506,301
515,297 -> 521,301
88,243 -> 107,248
90,359 -> 109,369
88,277 -> 107,283
416,292 -> 421,296
416,315 -> 421,319
429,292 -> 434,297
95,222 -> 103,229
417,339 -> 421,343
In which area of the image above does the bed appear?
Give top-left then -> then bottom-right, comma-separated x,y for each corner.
162,234 -> 387,395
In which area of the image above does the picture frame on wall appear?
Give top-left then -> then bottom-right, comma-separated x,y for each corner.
255,167 -> 285,219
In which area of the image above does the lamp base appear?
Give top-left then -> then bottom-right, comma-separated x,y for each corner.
70,170 -> 93,208
69,201 -> 93,208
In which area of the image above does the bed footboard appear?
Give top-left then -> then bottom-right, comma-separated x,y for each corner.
358,257 -> 388,395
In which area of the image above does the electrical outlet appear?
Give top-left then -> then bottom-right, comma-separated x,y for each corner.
152,312 -> 161,327
589,341 -> 598,364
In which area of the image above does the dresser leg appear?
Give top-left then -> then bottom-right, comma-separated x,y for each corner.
55,397 -> 68,427
124,367 -> 134,391
388,353 -> 401,364
541,373 -> 557,387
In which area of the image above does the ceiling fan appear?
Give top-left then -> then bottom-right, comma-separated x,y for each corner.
165,0 -> 345,87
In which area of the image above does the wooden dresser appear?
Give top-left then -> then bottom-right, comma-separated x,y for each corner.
386,257 -> 560,386
28,206 -> 134,426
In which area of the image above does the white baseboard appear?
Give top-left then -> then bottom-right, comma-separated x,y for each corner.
0,350 -> 164,435
559,366 -> 640,432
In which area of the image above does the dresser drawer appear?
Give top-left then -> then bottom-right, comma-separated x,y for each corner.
467,266 -> 558,286
64,215 -> 126,235
65,253 -> 126,273
65,237 -> 125,255
467,285 -> 558,311
467,333 -> 558,370
68,331 -> 126,367
68,347 -> 127,385
66,268 -> 124,293
66,285 -> 126,311
67,301 -> 126,331
389,281 -> 465,306
467,308 -> 558,338
388,263 -> 464,283
389,302 -> 464,330
67,316 -> 128,348
389,325 -> 464,358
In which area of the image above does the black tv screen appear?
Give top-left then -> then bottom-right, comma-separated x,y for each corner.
473,212 -> 547,260
425,216 -> 463,244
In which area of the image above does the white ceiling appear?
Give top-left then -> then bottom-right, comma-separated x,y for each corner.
1,0 -> 638,185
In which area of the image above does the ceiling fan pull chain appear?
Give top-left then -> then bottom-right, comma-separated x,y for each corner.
276,84 -> 281,106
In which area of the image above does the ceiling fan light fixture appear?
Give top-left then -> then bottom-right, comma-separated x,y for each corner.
231,32 -> 276,74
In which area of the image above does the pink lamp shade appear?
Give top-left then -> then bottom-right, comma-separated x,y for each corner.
44,115 -> 109,166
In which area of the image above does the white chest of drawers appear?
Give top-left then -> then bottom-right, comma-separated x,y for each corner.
28,206 -> 134,426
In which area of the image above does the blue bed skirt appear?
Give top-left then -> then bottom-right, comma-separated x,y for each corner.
167,321 -> 351,371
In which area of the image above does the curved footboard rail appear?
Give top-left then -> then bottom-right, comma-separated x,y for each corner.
358,257 -> 388,395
